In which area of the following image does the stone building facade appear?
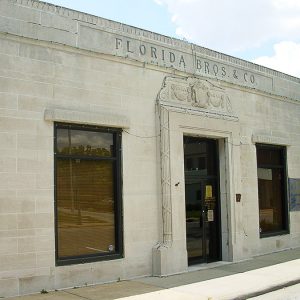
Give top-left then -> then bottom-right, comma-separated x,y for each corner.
0,0 -> 300,297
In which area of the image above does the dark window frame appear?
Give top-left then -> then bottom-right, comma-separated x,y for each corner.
54,122 -> 123,266
256,143 -> 289,238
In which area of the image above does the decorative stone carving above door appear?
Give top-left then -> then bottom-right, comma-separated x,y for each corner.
158,76 -> 233,114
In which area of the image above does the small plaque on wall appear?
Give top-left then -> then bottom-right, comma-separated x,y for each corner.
289,178 -> 300,211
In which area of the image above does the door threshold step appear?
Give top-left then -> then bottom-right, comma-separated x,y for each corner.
188,260 -> 231,272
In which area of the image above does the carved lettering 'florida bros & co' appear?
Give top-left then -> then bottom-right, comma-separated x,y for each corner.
115,38 -> 256,86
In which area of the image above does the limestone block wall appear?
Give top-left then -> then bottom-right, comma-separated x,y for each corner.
230,85 -> 300,258
0,0 -> 299,297
0,34 -> 163,297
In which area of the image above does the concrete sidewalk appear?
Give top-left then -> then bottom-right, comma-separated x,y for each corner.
7,248 -> 300,300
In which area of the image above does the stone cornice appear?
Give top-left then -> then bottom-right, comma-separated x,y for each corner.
11,0 -> 300,84
13,0 -> 191,49
2,0 -> 298,104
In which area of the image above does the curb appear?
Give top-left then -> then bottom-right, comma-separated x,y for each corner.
234,279 -> 300,300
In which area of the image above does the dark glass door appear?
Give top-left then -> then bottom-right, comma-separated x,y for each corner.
184,136 -> 220,264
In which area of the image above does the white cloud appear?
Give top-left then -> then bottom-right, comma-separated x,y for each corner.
153,0 -> 163,6
154,0 -> 300,55
253,41 -> 300,77
152,0 -> 300,76
272,0 -> 300,10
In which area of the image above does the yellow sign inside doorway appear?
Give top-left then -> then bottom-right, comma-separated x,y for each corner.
205,185 -> 212,199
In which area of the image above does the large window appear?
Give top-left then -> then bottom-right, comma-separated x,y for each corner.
55,123 -> 123,265
256,144 -> 288,236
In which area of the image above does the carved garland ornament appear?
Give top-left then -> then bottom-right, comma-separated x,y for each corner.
158,76 -> 233,113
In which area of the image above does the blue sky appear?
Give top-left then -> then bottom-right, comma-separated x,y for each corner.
44,0 -> 300,77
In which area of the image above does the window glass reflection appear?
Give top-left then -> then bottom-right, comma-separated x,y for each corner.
57,159 -> 115,258
257,147 -> 282,166
183,137 -> 216,176
57,129 -> 69,154
258,168 -> 284,232
257,145 -> 287,235
57,128 -> 113,157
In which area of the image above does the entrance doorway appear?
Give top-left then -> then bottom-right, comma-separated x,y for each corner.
184,136 -> 221,265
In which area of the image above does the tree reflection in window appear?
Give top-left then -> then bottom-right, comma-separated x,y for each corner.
57,129 -> 114,157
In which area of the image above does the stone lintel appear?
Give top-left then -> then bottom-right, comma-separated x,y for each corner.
252,134 -> 290,146
44,108 -> 130,129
